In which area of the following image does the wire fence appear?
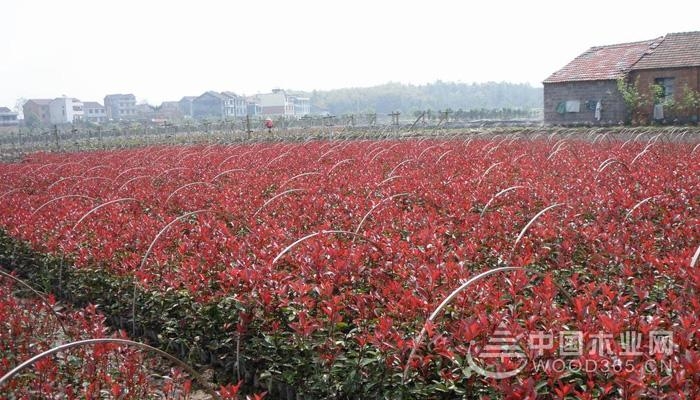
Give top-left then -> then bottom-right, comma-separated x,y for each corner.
0,116 -> 696,162
0,115 -> 543,158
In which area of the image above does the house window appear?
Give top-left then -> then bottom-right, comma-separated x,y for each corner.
654,77 -> 674,103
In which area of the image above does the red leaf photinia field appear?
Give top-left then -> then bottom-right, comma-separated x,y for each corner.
0,133 -> 698,399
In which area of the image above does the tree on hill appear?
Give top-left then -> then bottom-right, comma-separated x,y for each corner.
291,81 -> 542,116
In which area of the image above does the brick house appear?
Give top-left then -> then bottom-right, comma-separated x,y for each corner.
543,38 -> 661,125
23,99 -> 53,126
544,31 -> 700,125
628,31 -> 700,123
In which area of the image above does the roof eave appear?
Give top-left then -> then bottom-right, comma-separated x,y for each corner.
543,76 -> 623,84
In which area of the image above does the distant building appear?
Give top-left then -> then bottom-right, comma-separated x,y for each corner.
104,94 -> 137,120
179,96 -> 196,118
157,101 -> 183,121
49,97 -> 84,124
222,91 -> 248,117
543,39 -> 658,125
23,99 -> 52,126
544,31 -> 700,125
192,91 -> 226,120
247,96 -> 262,117
289,95 -> 310,117
192,91 -> 247,120
82,102 -> 107,123
0,107 -> 19,126
258,89 -> 294,116
135,103 -> 156,120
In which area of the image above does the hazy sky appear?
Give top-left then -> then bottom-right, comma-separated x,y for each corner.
1,0 -> 697,111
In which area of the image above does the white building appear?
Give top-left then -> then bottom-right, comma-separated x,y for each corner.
258,89 -> 295,117
49,97 -> 84,124
104,94 -> 137,120
82,102 -> 107,123
289,96 -> 310,117
222,92 -> 247,118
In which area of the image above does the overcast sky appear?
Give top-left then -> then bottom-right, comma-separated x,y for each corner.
1,0 -> 697,111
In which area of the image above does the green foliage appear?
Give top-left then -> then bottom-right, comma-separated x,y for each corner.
616,77 -> 675,124
294,81 -> 542,115
616,77 -> 647,118
24,112 -> 41,129
649,83 -> 665,104
678,84 -> 700,117
0,229 -> 497,398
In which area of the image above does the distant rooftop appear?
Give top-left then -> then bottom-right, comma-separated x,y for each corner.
26,99 -> 53,106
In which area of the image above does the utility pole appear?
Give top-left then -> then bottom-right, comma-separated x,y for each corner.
439,109 -> 451,125
389,111 -> 400,126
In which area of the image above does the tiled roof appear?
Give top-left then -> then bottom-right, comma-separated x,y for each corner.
197,91 -> 226,100
0,107 -> 12,113
633,31 -> 700,69
27,99 -> 53,106
104,94 -> 135,99
543,38 -> 660,83
82,101 -> 104,109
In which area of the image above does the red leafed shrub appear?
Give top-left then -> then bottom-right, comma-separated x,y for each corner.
0,132 -> 698,398
0,274 -> 195,398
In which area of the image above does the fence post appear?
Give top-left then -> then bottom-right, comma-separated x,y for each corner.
53,125 -> 60,151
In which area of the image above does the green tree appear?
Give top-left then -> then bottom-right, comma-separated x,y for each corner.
24,112 -> 41,129
616,77 -> 662,124
677,84 -> 700,122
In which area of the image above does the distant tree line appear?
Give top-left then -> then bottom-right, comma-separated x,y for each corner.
294,81 -> 542,116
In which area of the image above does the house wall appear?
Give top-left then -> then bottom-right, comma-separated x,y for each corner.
234,98 -> 247,117
179,98 -> 194,118
104,95 -> 137,120
291,97 -> 310,116
261,105 -> 286,116
247,103 -> 261,117
23,102 -> 51,125
544,80 -> 626,125
49,98 -> 84,124
259,92 -> 295,116
629,66 -> 700,122
192,95 -> 223,119
0,112 -> 19,126
84,107 -> 107,123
